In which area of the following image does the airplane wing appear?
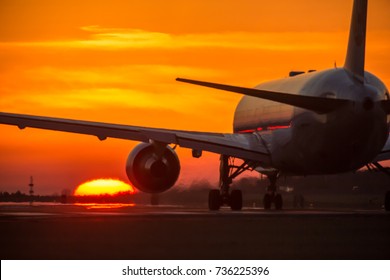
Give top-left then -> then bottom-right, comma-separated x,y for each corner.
373,135 -> 390,162
0,112 -> 271,164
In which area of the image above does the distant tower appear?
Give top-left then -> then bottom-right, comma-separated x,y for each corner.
29,176 -> 34,205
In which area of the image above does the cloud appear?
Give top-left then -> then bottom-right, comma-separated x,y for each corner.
0,64 -> 236,115
1,26 -> 345,51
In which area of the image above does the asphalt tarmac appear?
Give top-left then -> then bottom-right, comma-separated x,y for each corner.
1,203 -> 389,259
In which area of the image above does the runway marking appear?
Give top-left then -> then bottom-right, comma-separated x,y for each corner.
0,212 -> 58,216
1,206 -> 388,218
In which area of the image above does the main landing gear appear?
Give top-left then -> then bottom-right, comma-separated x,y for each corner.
263,173 -> 283,210
208,155 -> 284,211
208,155 -> 256,211
366,162 -> 390,211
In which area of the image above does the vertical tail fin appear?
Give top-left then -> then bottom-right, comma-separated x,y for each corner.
344,0 -> 368,82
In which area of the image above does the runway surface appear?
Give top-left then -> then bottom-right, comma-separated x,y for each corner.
1,203 -> 389,259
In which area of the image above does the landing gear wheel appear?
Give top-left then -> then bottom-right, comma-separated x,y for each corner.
263,193 -> 283,210
230,190 -> 243,211
293,194 -> 305,209
263,193 -> 272,210
385,191 -> 390,212
209,189 -> 221,211
274,194 -> 283,210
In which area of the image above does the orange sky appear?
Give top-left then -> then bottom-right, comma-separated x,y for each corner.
1,0 -> 390,194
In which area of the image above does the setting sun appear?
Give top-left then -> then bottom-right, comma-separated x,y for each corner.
74,178 -> 135,196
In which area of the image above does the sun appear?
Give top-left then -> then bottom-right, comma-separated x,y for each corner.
74,178 -> 135,196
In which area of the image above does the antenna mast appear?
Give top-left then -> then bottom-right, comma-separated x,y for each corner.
29,176 -> 34,205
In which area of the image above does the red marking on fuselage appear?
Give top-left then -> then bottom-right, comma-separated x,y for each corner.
238,125 -> 289,133
238,129 -> 256,134
267,125 -> 290,130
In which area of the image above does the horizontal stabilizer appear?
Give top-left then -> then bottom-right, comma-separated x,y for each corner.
177,78 -> 350,114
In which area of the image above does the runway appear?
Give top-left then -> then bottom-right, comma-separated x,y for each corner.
1,203 -> 389,259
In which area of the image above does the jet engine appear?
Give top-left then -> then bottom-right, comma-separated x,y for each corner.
126,142 -> 180,193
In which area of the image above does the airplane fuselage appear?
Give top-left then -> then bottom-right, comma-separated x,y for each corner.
234,68 -> 389,175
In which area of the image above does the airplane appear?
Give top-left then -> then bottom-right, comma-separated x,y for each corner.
1,0 -> 390,211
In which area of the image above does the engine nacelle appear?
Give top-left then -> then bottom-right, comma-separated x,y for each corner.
126,143 -> 180,193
